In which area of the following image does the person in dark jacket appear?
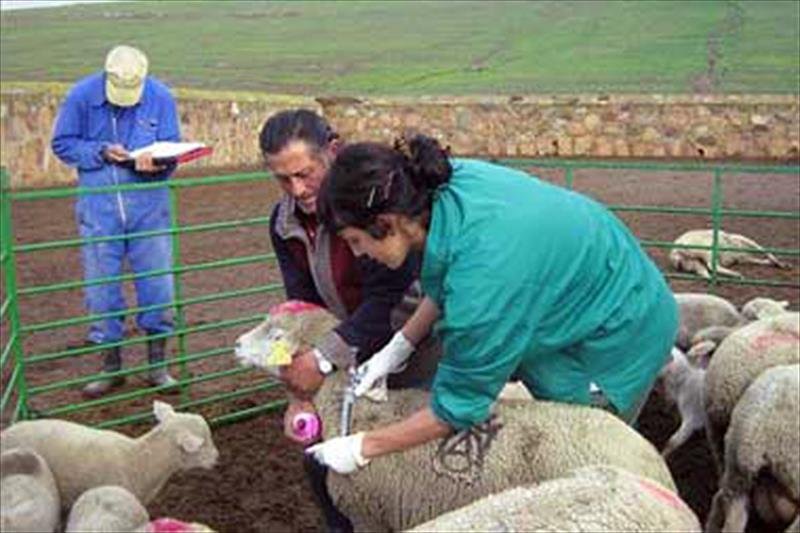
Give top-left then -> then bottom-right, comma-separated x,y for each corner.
51,45 -> 180,398
259,109 -> 439,532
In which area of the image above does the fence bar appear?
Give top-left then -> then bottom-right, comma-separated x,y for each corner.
1,170 -> 29,420
21,283 -> 283,334
27,314 -> 264,364
16,216 -> 271,254
0,365 -> 20,413
210,399 -> 287,427
9,172 -> 270,201
39,364 -> 257,417
28,345 -> 233,395
19,253 -> 276,296
709,169 -> 724,286
502,158 -> 800,175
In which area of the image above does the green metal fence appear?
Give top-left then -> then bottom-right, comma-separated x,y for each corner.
1,159 -> 798,430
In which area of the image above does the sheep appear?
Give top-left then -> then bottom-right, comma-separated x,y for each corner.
407,465 -> 701,532
65,485 -> 150,533
705,364 -> 800,533
741,297 -> 790,321
704,312 -> 800,469
235,300 -> 677,532
0,401 -> 219,511
669,229 -> 790,279
0,447 -> 60,533
675,292 -> 745,350
658,347 -> 707,458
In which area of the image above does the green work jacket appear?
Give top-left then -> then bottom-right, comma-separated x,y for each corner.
422,159 -> 678,430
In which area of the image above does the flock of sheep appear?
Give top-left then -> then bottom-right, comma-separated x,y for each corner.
0,226 -> 797,532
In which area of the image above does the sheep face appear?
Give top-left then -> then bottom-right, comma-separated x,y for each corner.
741,298 -> 789,321
153,402 -> 219,470
234,301 -> 338,371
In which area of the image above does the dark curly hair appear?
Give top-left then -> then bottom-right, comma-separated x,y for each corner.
317,134 -> 452,238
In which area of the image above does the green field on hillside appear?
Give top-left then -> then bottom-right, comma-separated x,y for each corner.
1,0 -> 798,95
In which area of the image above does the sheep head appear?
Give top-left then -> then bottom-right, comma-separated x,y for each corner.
741,297 -> 789,321
153,401 -> 219,470
234,300 -> 339,372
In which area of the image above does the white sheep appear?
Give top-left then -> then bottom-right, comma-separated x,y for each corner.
65,485 -> 149,533
705,364 -> 800,533
658,347 -> 707,459
675,292 -> 745,350
236,301 -> 677,532
741,297 -> 790,321
0,401 -> 219,510
0,447 -> 60,533
669,229 -> 790,279
408,465 -> 701,532
704,312 -> 800,469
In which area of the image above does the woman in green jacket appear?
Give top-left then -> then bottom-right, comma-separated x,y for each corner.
308,135 -> 678,474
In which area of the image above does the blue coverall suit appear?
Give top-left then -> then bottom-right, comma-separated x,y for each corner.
51,72 -> 180,345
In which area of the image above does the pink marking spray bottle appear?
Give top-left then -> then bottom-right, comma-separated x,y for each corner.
292,411 -> 322,444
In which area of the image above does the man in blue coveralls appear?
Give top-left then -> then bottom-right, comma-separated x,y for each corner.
51,45 -> 180,398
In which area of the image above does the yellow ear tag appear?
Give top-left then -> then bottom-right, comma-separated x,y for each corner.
264,339 -> 293,366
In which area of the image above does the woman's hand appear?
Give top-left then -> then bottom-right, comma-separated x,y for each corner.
306,432 -> 369,474
353,331 -> 414,398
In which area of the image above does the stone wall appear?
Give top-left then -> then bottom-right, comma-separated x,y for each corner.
1,82 -> 798,189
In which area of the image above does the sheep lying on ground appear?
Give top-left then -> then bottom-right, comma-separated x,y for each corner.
704,312 -> 800,469
675,293 -> 745,350
408,465 -> 701,532
669,229 -> 790,279
0,401 -> 219,510
706,364 -> 800,533
658,348 -> 708,458
236,300 -> 677,532
0,447 -> 60,533
65,485 -> 149,532
741,297 -> 790,321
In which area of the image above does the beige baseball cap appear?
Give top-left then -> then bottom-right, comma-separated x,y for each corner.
104,45 -> 148,107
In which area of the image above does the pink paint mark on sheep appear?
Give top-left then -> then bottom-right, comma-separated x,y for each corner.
752,332 -> 799,351
636,478 -> 687,511
145,518 -> 194,533
269,300 -> 325,316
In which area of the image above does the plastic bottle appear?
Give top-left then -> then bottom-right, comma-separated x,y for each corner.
292,411 -> 321,444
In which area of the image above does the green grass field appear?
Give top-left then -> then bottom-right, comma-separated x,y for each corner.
1,0 -> 798,95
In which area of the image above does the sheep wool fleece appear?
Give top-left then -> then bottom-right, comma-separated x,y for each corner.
423,159 -> 679,430
51,71 -> 180,343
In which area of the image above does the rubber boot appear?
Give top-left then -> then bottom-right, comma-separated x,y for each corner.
82,346 -> 125,399
147,338 -> 178,389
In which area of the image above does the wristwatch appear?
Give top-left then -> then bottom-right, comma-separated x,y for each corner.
312,349 -> 334,375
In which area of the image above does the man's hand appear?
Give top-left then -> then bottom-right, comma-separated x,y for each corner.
279,349 -> 325,399
283,398 -> 318,444
103,143 -> 129,163
134,151 -> 166,173
306,432 -> 369,474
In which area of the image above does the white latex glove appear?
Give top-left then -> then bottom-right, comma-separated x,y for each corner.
306,432 -> 369,474
353,331 -> 415,399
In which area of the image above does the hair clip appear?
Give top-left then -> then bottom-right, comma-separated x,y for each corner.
366,186 -> 378,208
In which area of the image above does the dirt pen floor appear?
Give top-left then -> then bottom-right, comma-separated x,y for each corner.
5,162 -> 799,532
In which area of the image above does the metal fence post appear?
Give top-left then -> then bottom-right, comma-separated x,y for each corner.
168,183 -> 190,403
709,169 -> 724,289
0,170 -> 30,421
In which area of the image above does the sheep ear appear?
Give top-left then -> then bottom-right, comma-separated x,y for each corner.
153,401 -> 175,422
179,432 -> 204,454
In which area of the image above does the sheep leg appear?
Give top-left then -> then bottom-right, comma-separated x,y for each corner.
729,235 -> 791,269
713,264 -> 745,278
683,257 -> 712,279
722,493 -> 750,533
662,419 -> 695,458
706,489 -> 728,533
